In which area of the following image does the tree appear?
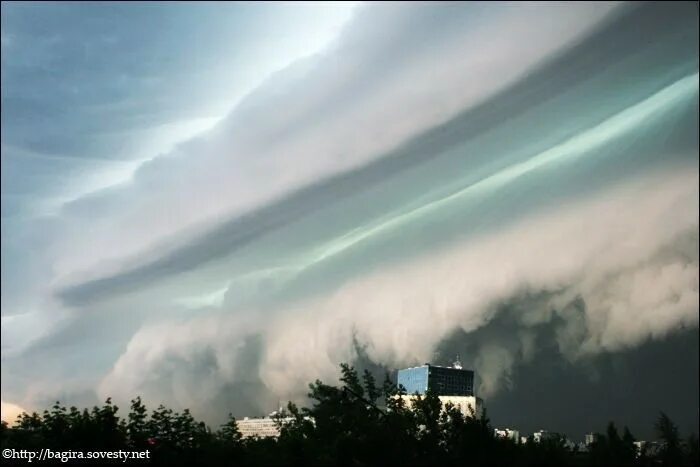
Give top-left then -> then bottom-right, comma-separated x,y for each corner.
218,413 -> 242,444
621,426 -> 638,465
685,433 -> 699,467
1,363 -> 693,466
127,396 -> 149,449
655,412 -> 682,467
94,398 -> 126,449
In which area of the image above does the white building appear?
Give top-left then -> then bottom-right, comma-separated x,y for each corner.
237,416 -> 291,439
585,432 -> 600,446
532,430 -> 560,443
494,428 -> 520,442
236,411 -> 314,439
397,395 -> 484,419
633,440 -> 659,457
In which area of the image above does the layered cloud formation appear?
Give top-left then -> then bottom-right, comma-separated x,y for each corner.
1,2 -> 698,433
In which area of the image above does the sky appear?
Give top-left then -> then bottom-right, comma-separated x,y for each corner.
1,1 -> 698,439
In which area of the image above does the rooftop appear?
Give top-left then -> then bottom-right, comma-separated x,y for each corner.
399,363 -> 473,371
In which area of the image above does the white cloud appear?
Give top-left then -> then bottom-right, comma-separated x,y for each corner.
1,400 -> 26,425
48,2 -> 623,285
100,166 -> 698,411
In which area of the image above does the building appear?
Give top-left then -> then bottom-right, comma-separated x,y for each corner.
396,358 -> 483,418
494,428 -> 520,442
396,394 -> 483,419
532,430 -> 561,443
633,440 -> 663,457
237,416 -> 290,439
585,432 -> 600,446
236,410 -> 313,439
398,360 -> 474,396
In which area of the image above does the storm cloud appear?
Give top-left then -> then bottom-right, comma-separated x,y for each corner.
1,1 -> 697,438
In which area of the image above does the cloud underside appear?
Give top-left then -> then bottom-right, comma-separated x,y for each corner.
100,167 -> 698,415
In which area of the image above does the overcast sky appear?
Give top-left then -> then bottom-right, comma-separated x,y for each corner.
1,1 -> 698,439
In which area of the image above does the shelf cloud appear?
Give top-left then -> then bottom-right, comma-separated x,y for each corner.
1,1 -> 697,436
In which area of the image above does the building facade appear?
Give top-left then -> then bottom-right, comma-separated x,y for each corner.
532,430 -> 561,443
397,364 -> 474,397
236,413 -> 314,439
237,417 -> 290,439
585,432 -> 600,446
397,394 -> 483,419
494,428 -> 520,442
396,360 -> 481,418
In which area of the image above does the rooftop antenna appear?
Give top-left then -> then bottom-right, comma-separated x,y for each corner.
453,355 -> 463,369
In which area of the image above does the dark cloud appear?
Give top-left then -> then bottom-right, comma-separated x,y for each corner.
436,320 -> 699,441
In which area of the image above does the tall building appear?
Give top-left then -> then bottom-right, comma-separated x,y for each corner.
397,361 -> 474,396
396,358 -> 483,418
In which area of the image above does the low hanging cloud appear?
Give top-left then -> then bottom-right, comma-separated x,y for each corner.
100,166 -> 698,412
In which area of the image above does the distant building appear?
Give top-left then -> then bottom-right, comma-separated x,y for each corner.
237,416 -> 289,439
633,441 -> 646,456
634,440 -> 663,457
563,438 -> 576,450
494,428 -> 520,442
397,357 -> 483,418
236,410 -> 313,439
585,432 -> 600,446
532,430 -> 561,443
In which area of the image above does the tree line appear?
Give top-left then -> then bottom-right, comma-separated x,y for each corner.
1,363 -> 698,466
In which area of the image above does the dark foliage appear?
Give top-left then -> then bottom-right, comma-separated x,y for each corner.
1,364 -> 698,466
